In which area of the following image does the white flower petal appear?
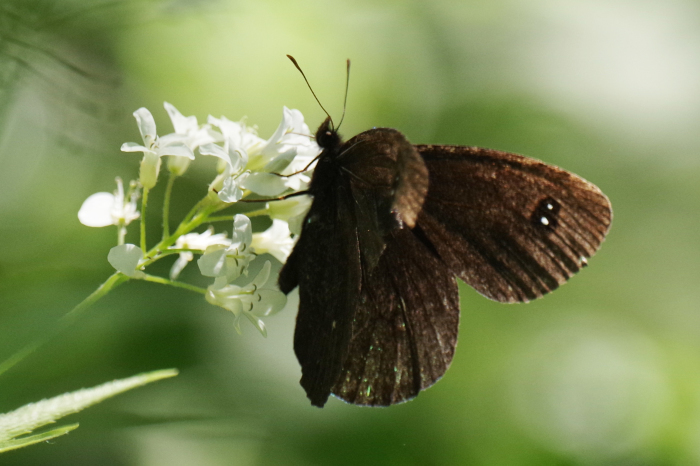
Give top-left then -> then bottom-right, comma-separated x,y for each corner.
231,214 -> 253,248
218,174 -> 246,203
282,173 -> 310,192
287,213 -> 306,237
172,228 -> 231,251
188,126 -> 217,149
133,108 -> 156,147
232,146 -> 249,173
264,148 -> 297,174
250,260 -> 272,288
251,220 -> 293,263
261,107 -> 313,157
199,143 -> 233,170
120,142 -> 154,154
208,115 -> 242,142
255,289 -> 287,317
262,107 -> 294,153
241,172 -> 288,196
164,102 -> 197,135
170,228 -> 232,280
158,132 -> 189,146
203,261 -> 285,337
108,244 -> 145,278
242,311 -> 267,337
266,195 -> 312,221
197,246 -> 228,278
78,192 -> 116,227
169,252 -> 193,280
157,142 -> 195,160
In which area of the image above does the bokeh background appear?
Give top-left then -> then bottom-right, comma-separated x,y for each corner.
1,0 -> 700,464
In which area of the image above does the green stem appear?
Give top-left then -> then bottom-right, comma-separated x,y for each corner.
117,224 -> 127,246
139,249 -> 201,268
242,208 -> 272,218
205,215 -> 234,223
0,341 -> 41,378
162,173 -> 177,239
147,203 -> 220,257
142,274 -> 207,294
140,187 -> 150,255
62,273 -> 129,321
0,194 -> 225,378
182,196 -> 209,225
0,273 -> 129,378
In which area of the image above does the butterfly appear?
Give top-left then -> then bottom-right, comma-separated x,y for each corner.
277,56 -> 612,408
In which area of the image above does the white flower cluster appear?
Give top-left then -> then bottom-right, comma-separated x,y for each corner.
77,103 -> 319,335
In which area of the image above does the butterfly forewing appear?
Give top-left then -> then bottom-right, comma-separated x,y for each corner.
279,179 -> 362,407
341,128 -> 428,227
416,145 -> 612,303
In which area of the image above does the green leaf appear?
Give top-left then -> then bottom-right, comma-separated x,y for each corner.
0,424 -> 79,453
0,369 -> 178,453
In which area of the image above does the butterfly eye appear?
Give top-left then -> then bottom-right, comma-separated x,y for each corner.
531,196 -> 561,230
326,131 -> 332,136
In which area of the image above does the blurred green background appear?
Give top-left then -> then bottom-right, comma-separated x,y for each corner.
1,0 -> 700,464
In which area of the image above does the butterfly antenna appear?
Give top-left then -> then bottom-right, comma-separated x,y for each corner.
287,55 -> 334,129
337,59 -> 351,130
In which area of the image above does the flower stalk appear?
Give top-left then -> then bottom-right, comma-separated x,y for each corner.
1,102 -> 318,453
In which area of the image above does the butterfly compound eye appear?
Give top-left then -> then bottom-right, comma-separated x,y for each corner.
314,117 -> 341,149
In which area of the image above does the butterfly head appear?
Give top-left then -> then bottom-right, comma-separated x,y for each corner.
315,116 -> 341,150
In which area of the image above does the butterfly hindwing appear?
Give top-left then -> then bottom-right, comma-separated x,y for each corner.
416,145 -> 612,303
331,226 -> 460,406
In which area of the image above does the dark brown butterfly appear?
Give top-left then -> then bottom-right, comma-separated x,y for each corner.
278,56 -> 612,408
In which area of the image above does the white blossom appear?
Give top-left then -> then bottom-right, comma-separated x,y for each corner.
260,106 -> 320,192
204,108 -> 320,202
164,102 -> 216,176
197,214 -> 255,281
121,107 -> 195,188
251,220 -> 293,263
205,261 -> 287,336
169,228 -> 231,280
78,177 -> 140,228
265,195 -> 313,236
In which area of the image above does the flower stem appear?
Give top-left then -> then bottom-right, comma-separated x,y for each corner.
162,173 -> 177,239
118,224 -> 127,246
205,215 -> 234,223
0,273 -> 129,378
0,341 -> 41,379
148,203 -> 219,257
241,208 -> 271,218
138,249 -> 199,268
140,187 -> 150,255
142,274 -> 207,294
62,273 -> 129,321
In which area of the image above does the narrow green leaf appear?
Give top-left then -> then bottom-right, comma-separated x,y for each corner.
0,424 -> 79,453
0,368 -> 178,451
